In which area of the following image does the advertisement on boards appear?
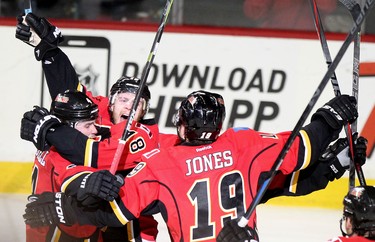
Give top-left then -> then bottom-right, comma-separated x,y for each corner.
1,25 -> 374,179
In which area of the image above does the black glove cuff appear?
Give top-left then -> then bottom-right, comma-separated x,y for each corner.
35,117 -> 62,151
24,192 -> 76,227
53,193 -> 76,225
329,157 -> 346,180
20,117 -> 36,142
354,136 -> 368,166
312,108 -> 342,130
34,40 -> 58,61
76,171 -> 124,207
20,117 -> 59,151
33,23 -> 63,61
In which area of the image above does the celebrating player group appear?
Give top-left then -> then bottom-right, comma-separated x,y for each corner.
15,0 -> 375,241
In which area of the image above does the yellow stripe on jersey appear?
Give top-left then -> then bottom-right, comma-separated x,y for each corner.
51,226 -> 61,242
84,139 -> 95,167
109,200 -> 128,225
126,220 -> 135,241
289,171 -> 300,193
288,130 -> 311,194
60,171 -> 92,192
77,83 -> 84,92
298,130 -> 312,170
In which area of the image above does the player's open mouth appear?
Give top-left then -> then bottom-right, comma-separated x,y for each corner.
121,115 -> 129,121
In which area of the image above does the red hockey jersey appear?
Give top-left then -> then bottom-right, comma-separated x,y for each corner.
112,127 -> 317,241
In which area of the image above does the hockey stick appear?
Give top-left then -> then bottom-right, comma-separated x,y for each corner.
309,0 -> 341,96
339,0 -> 366,188
238,0 -> 375,227
309,0 -> 366,187
24,0 -> 32,14
109,0 -> 174,174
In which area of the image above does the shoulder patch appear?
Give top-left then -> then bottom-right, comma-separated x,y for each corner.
127,162 -> 146,177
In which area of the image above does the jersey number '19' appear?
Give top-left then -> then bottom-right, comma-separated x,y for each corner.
188,171 -> 245,240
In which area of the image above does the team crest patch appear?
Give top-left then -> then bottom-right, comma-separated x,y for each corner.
127,162 -> 146,177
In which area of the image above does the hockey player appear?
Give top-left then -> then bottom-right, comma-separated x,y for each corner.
22,76 -> 159,172
23,90 -> 359,241
15,13 -> 158,160
23,89 -> 125,242
16,11 -> 366,242
16,12 -> 160,241
21,80 -> 160,242
216,137 -> 368,242
261,134 -> 368,203
328,186 -> 375,241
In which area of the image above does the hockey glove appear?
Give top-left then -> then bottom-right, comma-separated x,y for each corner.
354,136 -> 368,166
20,106 -> 62,151
320,137 -> 349,180
15,15 -> 32,42
16,13 -> 64,61
76,170 -> 124,207
311,95 -> 358,130
321,134 -> 367,180
217,220 -> 259,242
23,192 -> 76,228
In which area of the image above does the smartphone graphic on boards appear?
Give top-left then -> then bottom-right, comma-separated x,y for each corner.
40,35 -> 111,107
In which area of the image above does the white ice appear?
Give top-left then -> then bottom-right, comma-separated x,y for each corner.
0,194 -> 342,242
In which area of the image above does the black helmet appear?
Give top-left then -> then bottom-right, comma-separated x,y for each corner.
175,90 -> 225,143
109,76 -> 151,106
51,90 -> 99,127
343,186 -> 375,236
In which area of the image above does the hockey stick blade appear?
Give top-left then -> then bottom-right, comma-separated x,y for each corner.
109,0 -> 174,174
238,0 -> 375,227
